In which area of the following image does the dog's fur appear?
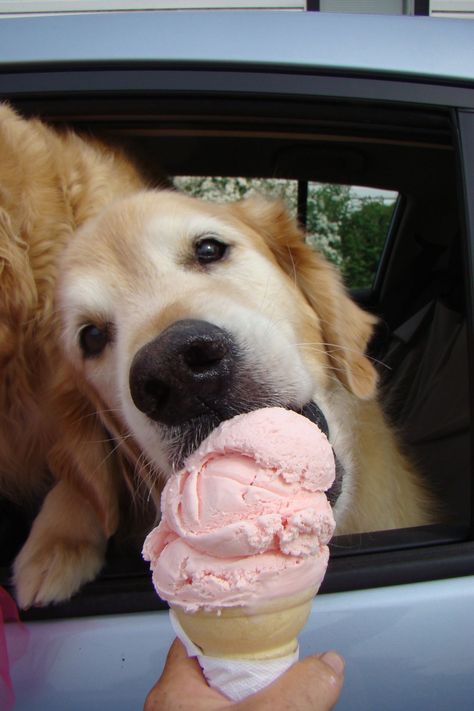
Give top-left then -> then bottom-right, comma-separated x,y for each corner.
0,103 -> 431,608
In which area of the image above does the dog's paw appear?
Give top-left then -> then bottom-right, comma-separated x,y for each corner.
13,536 -> 106,609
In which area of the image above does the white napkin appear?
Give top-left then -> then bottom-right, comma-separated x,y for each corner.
170,610 -> 299,702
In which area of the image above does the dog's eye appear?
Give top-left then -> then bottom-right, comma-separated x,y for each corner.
79,324 -> 110,358
195,237 -> 228,265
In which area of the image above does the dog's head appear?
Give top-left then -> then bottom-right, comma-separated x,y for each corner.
57,190 -> 377,523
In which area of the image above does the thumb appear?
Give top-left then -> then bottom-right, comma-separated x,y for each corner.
144,639 -> 227,711
234,651 -> 345,711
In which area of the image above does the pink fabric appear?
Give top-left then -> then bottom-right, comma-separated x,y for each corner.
0,587 -> 27,710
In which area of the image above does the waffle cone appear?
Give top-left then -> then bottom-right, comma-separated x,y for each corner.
172,588 -> 315,660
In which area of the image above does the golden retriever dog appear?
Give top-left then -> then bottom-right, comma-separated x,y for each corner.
0,103 -> 431,609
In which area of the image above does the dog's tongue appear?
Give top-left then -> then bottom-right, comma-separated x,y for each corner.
143,407 -> 336,612
300,401 -> 329,438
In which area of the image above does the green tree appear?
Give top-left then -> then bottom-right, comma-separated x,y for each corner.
305,184 -> 351,269
339,199 -> 393,288
174,176 -> 297,204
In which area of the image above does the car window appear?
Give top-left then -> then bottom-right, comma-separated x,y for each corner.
175,175 -> 398,290
0,78 -> 471,616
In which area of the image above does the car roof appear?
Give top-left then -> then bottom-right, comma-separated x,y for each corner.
0,10 -> 473,84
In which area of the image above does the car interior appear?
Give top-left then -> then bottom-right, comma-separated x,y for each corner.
0,93 -> 470,618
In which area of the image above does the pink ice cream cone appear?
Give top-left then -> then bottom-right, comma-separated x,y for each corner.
143,407 -> 336,664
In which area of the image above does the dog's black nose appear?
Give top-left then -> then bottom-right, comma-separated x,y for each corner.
129,319 -> 235,425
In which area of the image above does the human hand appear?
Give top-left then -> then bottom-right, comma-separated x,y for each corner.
144,638 -> 344,711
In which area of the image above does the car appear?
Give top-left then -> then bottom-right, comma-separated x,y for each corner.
1,8 -> 474,710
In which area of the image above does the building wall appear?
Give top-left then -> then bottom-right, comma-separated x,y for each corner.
431,0 -> 474,17
0,0 -> 473,17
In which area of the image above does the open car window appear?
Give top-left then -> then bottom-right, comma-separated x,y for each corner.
0,57 -> 472,618
175,176 -> 398,290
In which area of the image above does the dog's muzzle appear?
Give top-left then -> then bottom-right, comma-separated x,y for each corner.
129,318 -> 344,505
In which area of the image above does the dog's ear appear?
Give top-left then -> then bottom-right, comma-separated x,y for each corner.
13,370 -> 142,608
48,368 -> 161,534
0,207 -> 37,368
232,195 -> 378,399
47,369 -> 130,538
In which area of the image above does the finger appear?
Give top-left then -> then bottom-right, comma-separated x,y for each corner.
233,651 -> 345,711
144,639 -> 228,711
